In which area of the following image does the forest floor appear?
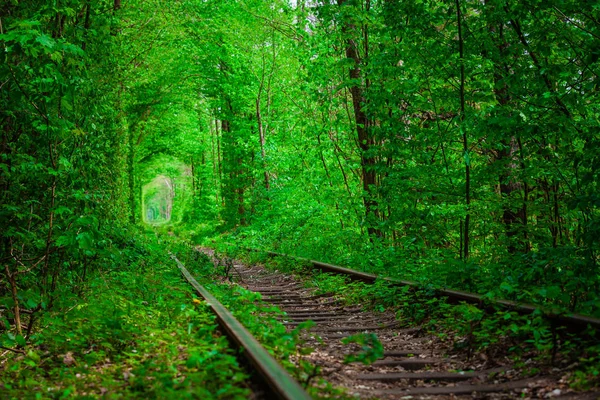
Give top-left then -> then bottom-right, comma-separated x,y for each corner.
0,246 -> 252,399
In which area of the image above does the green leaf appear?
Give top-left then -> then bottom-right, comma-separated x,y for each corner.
76,232 -> 94,250
54,206 -> 73,216
35,33 -> 55,49
27,350 -> 41,363
500,282 -> 513,294
341,333 -> 384,365
55,234 -> 74,247
15,334 -> 27,346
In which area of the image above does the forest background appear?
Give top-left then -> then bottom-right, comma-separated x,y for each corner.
2,0 -> 600,349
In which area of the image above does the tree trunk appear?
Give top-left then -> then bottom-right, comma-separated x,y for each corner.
456,0 -> 470,259
486,14 -> 528,254
336,0 -> 380,238
191,158 -> 196,196
256,96 -> 270,191
127,128 -> 136,224
216,119 -> 224,206
498,137 -> 525,253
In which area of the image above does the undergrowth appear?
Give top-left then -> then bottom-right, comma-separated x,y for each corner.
1,236 -> 250,399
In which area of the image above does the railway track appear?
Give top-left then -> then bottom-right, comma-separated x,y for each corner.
256,250 -> 600,331
174,248 -> 599,399
203,248 -> 599,399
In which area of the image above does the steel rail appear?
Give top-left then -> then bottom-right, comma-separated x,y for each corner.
250,249 -> 600,330
170,254 -> 311,400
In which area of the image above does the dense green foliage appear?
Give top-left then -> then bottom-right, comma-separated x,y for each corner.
1,0 -> 129,350
1,0 -> 600,394
163,0 -> 599,317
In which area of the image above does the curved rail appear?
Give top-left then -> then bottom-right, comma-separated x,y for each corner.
250,249 -> 600,330
170,253 -> 311,400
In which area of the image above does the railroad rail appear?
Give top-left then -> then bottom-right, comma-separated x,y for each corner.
252,249 -> 600,331
170,253 -> 311,400
210,247 -> 599,399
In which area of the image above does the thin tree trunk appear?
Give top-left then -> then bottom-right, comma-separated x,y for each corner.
128,128 -> 136,223
256,96 -> 270,191
507,12 -> 571,118
456,0 -> 470,259
256,48 -> 271,193
41,179 -> 56,290
215,119 -> 224,205
191,159 -> 196,196
5,262 -> 22,336
210,117 -> 219,205
82,2 -> 91,51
